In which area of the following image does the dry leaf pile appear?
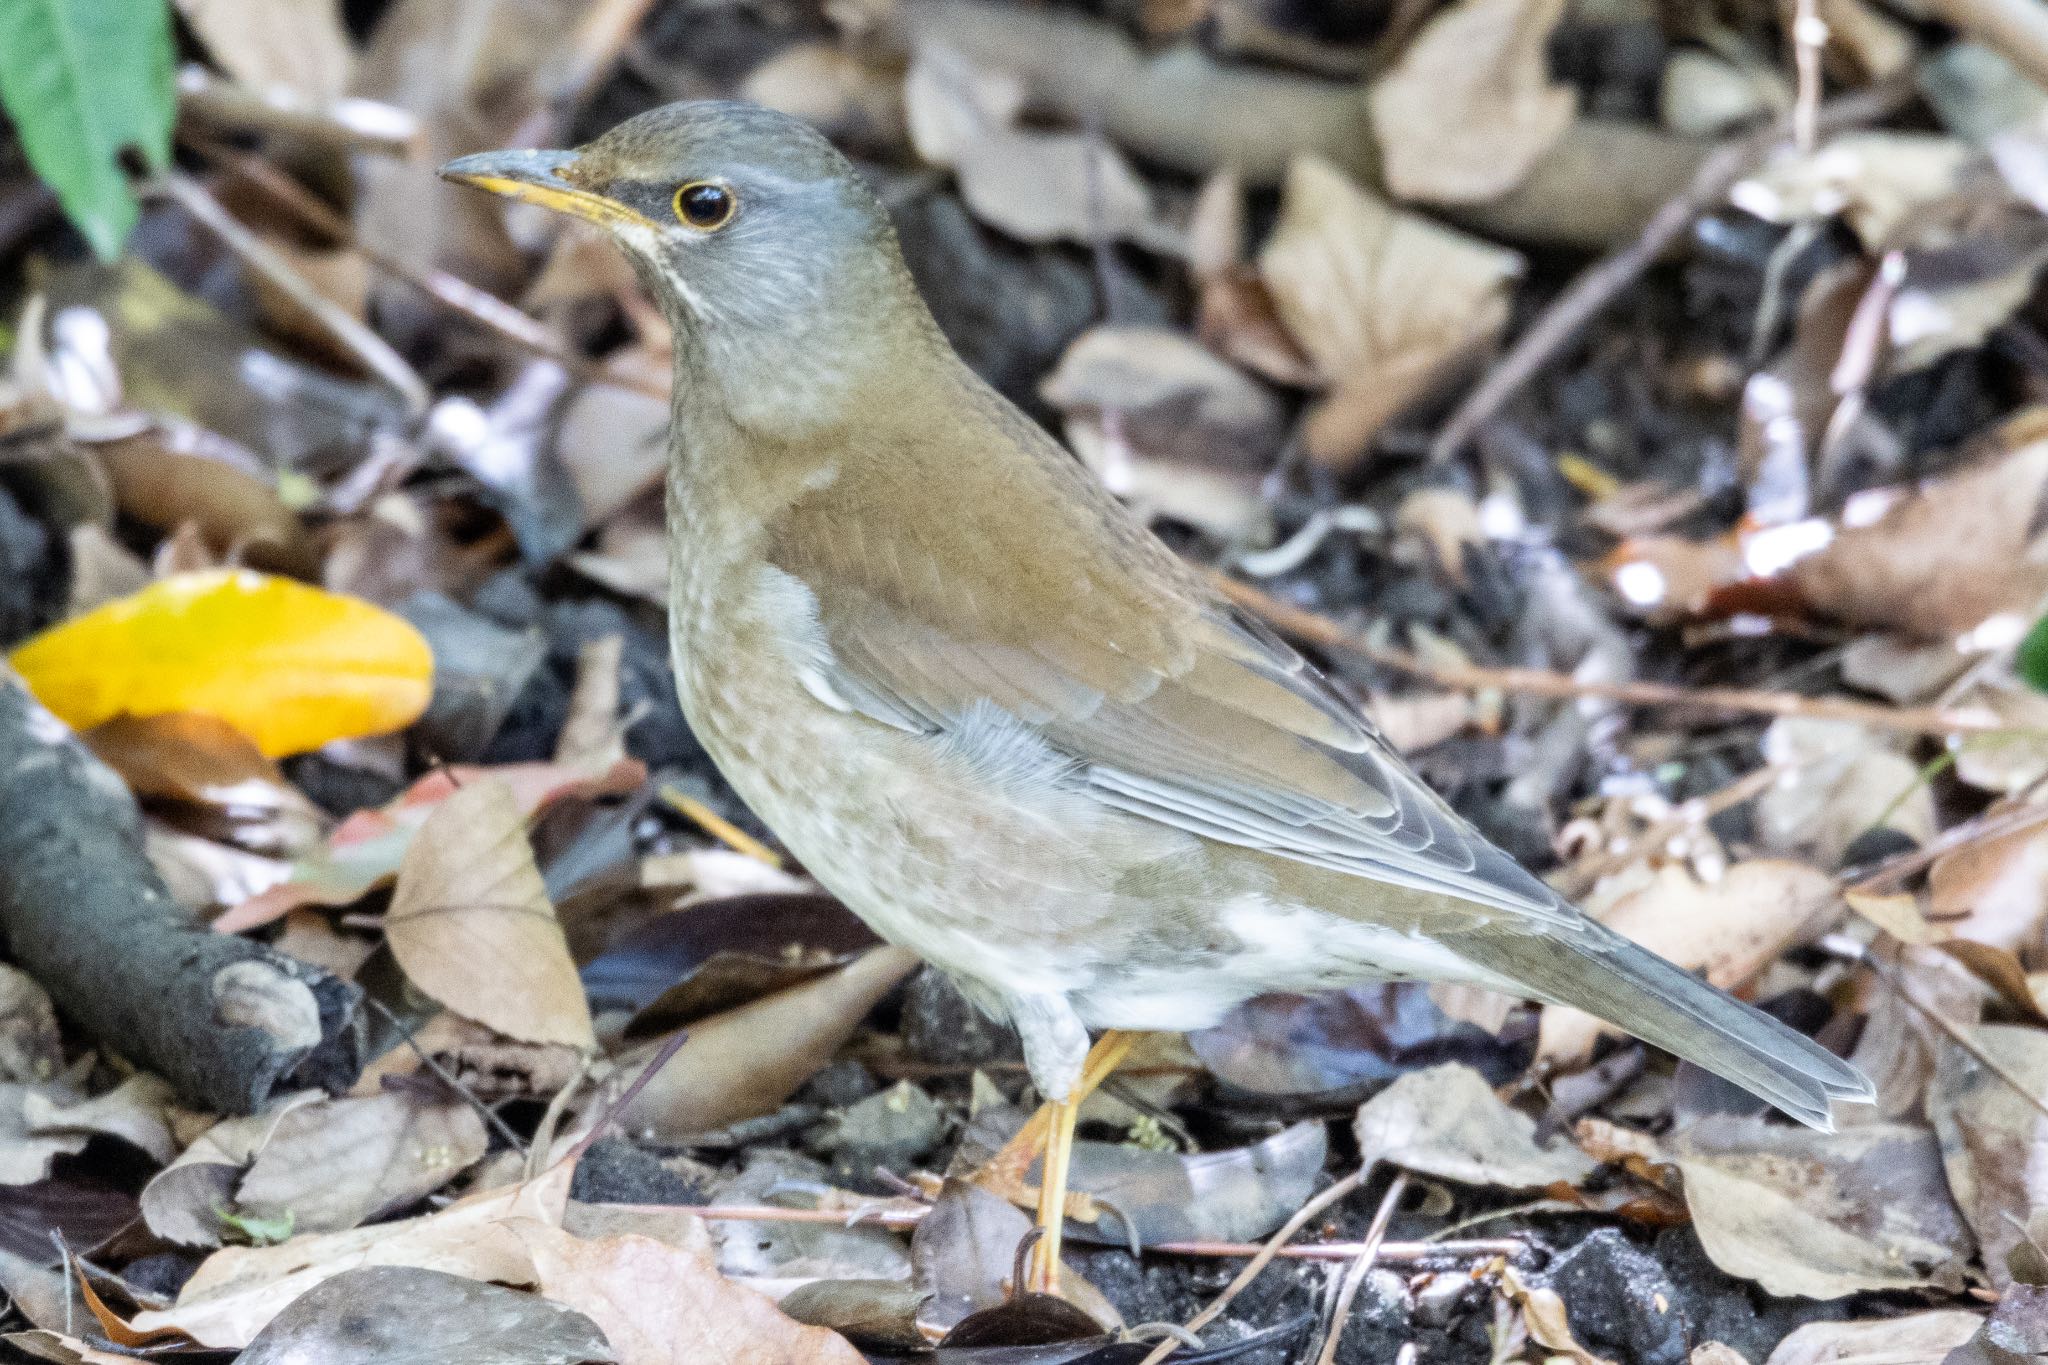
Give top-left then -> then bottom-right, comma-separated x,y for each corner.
7,0 -> 2048,1360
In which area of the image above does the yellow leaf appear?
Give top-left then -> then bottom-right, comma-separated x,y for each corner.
11,569 -> 432,757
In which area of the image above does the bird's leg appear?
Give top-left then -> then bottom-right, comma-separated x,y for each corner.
978,1029 -> 1139,1197
970,1031 -> 1138,1301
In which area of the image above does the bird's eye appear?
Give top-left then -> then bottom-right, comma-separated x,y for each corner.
673,181 -> 736,230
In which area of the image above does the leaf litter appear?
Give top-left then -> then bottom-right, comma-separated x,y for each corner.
8,0 -> 2048,1358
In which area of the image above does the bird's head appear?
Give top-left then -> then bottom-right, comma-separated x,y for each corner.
442,101 -> 929,423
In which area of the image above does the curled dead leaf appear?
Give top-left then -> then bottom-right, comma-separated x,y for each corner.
1259,157 -> 1521,467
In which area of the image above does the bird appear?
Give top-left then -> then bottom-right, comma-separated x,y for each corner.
442,101 -> 1873,1294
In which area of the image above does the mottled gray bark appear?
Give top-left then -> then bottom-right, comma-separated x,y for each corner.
0,675 -> 362,1113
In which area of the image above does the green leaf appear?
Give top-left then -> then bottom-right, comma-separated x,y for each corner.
2022,614 -> 2048,693
0,0 -> 175,260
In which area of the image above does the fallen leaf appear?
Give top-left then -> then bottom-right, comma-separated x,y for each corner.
1258,156 -> 1521,466
84,712 -> 326,856
579,892 -> 877,1033
523,1223 -> 866,1364
20,1074 -> 176,1167
11,569 -> 433,757
614,946 -> 920,1138
174,0 -> 354,101
1669,1117 -> 1973,1298
1761,1311 -> 1983,1365
1755,720 -> 1936,868
1353,1063 -> 1595,1188
904,45 -> 1167,250
129,1162 -> 572,1347
1733,133 -> 1973,248
1191,982 -> 1511,1095
234,1088 -> 489,1234
386,778 -> 596,1050
1927,1024 -> 2048,1289
215,755 -> 644,929
0,1179 -> 137,1262
1928,808 -> 2048,950
1499,1262 -> 1617,1365
1065,1119 -> 1326,1245
1538,860 -> 1842,1065
140,1094 -> 322,1247
89,424 -> 313,572
236,1266 -> 613,1365
908,1178 -> 1116,1335
1369,0 -> 1577,205
1039,325 -> 1283,539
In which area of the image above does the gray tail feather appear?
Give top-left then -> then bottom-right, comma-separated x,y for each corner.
1453,922 -> 1874,1130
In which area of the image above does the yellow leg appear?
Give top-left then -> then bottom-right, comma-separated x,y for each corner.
973,1031 -> 1140,1296
978,1030 -> 1140,1200
1028,1091 -> 1080,1293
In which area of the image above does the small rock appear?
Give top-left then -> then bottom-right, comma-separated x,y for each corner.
569,1136 -> 709,1206
1536,1228 -> 1688,1365
798,1057 -> 881,1111
823,1080 -> 944,1164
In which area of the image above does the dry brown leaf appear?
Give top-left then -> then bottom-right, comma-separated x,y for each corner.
741,44 -> 906,150
19,1074 -> 176,1168
1353,1063 -> 1595,1188
523,1223 -> 866,1365
1786,418 -> 2048,641
903,45 -> 1164,249
1927,1024 -> 2048,1289
1369,0 -> 1577,206
0,1086 -> 87,1185
1733,133 -> 1973,248
233,1089 -> 489,1234
1928,809 -> 2048,951
1754,719 -> 1937,868
1950,682 -> 2048,793
615,946 -> 919,1139
385,777 -> 596,1050
555,634 -> 626,770
1538,860 -> 1842,1065
1258,156 -> 1521,466
140,1094 -> 322,1246
128,1162 -> 573,1347
1691,1345 -> 1752,1365
175,0 -> 355,101
1669,1117 -> 1973,1298
1762,1311 -> 1984,1365
1040,325 -> 1282,539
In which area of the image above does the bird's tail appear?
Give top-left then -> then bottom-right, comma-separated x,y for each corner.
1450,920 -> 1873,1130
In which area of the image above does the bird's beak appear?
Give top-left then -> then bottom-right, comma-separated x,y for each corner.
438,149 -> 656,230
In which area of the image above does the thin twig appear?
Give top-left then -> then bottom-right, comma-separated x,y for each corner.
566,1027 -> 691,1163
1426,77 -> 1914,465
180,134 -> 664,397
1830,938 -> 2048,1124
151,170 -> 431,415
1216,575 -> 2012,739
1137,1165 -> 1370,1365
367,999 -> 529,1156
1314,1172 -> 1410,1365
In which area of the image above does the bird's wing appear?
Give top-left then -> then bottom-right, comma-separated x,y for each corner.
766,460 -> 1573,936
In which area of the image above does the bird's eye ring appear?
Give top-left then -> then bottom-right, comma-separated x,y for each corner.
673,181 -> 737,231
